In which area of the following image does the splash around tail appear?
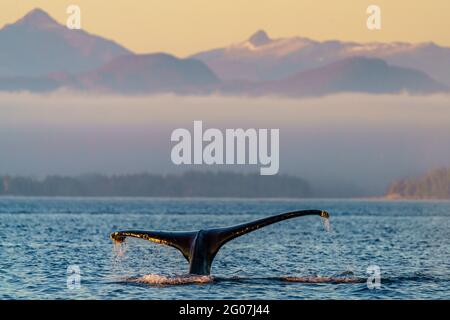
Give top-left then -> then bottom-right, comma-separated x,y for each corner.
126,274 -> 214,286
122,274 -> 362,286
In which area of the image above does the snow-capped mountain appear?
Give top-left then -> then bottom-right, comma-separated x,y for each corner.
0,10 -> 447,96
192,30 -> 450,86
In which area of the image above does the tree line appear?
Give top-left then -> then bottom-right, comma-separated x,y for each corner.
386,167 -> 450,199
0,171 -> 312,198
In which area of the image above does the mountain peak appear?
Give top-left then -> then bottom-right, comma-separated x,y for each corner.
15,8 -> 60,29
0,7 -> 132,78
248,30 -> 271,46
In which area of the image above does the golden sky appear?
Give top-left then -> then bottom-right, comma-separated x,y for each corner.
1,0 -> 449,56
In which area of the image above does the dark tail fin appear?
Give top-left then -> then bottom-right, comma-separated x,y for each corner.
110,210 -> 329,275
110,230 -> 196,261
206,210 -> 329,261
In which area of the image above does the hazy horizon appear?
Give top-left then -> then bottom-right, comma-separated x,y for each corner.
1,91 -> 449,195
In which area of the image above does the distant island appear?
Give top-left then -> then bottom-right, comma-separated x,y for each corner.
0,171 -> 313,198
386,167 -> 450,199
8,169 -> 450,199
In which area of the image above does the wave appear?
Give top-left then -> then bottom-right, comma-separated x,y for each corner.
117,272 -> 445,287
120,274 -> 364,286
281,276 -> 364,283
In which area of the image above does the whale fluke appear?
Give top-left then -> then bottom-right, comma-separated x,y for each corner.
111,209 -> 329,275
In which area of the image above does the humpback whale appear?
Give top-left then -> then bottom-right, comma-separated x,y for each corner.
110,209 -> 329,275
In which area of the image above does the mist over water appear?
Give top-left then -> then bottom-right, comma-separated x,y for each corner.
1,92 -> 450,195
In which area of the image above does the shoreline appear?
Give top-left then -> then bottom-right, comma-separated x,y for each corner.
0,195 -> 449,202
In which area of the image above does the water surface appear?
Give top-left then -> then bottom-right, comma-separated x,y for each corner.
0,197 -> 449,299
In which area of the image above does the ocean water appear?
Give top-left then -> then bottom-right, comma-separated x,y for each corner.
0,197 -> 449,300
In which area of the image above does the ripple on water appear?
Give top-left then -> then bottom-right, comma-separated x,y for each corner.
282,276 -> 364,284
1,198 -> 449,299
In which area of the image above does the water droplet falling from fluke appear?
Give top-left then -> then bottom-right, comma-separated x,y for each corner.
111,232 -> 128,258
113,240 -> 128,258
321,217 -> 331,232
320,210 -> 331,232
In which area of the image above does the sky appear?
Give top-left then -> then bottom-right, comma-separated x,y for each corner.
1,0 -> 449,56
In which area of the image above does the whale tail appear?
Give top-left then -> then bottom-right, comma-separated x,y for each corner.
110,209 -> 329,275
110,230 -> 197,262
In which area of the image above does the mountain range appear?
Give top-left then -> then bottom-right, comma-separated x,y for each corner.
74,53 -> 220,94
0,9 -> 449,96
192,30 -> 450,86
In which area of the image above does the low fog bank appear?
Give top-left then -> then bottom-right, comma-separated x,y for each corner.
1,92 -> 449,196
